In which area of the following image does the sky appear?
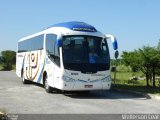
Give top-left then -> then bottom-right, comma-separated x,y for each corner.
0,0 -> 160,58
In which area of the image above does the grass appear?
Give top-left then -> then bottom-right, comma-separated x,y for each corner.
111,66 -> 160,95
111,71 -> 145,85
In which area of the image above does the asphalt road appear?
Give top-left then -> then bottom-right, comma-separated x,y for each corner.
0,71 -> 160,114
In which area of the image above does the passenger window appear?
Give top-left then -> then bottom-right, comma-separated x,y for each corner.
46,34 -> 60,67
18,35 -> 44,52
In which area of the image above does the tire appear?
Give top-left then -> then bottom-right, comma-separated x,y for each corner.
44,74 -> 52,93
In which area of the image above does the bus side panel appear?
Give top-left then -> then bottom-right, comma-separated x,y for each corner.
16,52 -> 25,78
43,57 -> 55,88
43,55 -> 63,89
18,50 -> 45,84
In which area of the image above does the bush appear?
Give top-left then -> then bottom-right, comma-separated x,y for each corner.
1,50 -> 16,70
0,57 -> 2,64
2,64 -> 13,70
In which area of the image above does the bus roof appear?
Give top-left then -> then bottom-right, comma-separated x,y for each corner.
46,21 -> 97,32
19,21 -> 103,42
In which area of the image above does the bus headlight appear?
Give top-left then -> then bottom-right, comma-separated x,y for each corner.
101,76 -> 111,82
62,76 -> 75,82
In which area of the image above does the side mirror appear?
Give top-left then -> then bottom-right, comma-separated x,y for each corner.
115,50 -> 119,59
105,34 -> 118,50
57,34 -> 62,47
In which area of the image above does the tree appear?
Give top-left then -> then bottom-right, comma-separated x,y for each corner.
121,51 -> 141,72
139,46 -> 160,87
1,50 -> 16,70
122,46 -> 160,87
0,56 -> 2,64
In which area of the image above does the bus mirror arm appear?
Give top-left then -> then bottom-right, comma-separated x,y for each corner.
105,34 -> 118,50
105,34 -> 119,59
106,34 -> 119,84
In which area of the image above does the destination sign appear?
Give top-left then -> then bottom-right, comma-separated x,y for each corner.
73,27 -> 96,32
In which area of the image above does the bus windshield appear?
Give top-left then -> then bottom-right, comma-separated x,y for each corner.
62,36 -> 110,72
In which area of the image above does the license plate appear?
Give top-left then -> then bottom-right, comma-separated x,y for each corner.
84,85 -> 93,88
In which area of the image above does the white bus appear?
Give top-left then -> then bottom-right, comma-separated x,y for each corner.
16,21 -> 118,93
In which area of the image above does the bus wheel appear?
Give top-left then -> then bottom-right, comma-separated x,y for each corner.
21,71 -> 28,84
44,74 -> 52,93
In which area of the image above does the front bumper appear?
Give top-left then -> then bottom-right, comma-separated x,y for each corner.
58,76 -> 112,91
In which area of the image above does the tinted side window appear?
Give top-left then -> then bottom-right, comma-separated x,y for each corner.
46,34 -> 60,67
32,35 -> 44,50
46,34 -> 56,54
18,34 -> 44,52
